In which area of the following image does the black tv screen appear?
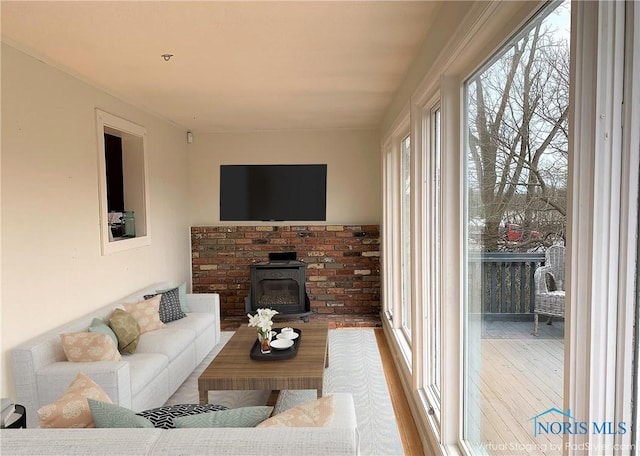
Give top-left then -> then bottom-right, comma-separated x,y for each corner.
220,164 -> 327,221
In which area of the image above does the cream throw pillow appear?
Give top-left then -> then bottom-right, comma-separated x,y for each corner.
124,295 -> 165,334
38,372 -> 113,428
257,395 -> 335,427
61,332 -> 122,362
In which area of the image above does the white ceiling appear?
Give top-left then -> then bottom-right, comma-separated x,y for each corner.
1,1 -> 443,133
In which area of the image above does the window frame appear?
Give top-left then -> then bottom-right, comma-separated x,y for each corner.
400,133 -> 413,341
424,102 -> 443,405
382,110 -> 413,368
96,109 -> 151,255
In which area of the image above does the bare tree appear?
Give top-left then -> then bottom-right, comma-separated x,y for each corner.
467,4 -> 569,251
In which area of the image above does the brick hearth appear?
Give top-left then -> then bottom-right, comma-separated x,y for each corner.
191,225 -> 381,329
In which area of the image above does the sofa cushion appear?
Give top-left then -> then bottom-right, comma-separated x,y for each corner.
137,403 -> 228,429
88,399 -> 154,428
145,287 -> 186,323
123,353 -> 169,398
61,333 -> 122,362
172,406 -> 273,428
88,318 -> 118,346
258,395 -> 334,428
135,327 -> 195,361
165,312 -> 214,337
109,309 -> 140,354
124,295 -> 165,334
38,372 -> 112,428
157,282 -> 191,313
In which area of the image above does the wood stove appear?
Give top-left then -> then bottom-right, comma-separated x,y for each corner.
246,252 -> 311,321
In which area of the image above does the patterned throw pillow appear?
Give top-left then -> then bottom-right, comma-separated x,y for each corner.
144,287 -> 186,323
109,309 -> 140,354
88,317 -> 118,346
88,399 -> 154,428
123,295 -> 165,334
38,372 -> 112,428
257,395 -> 335,428
60,332 -> 122,362
157,282 -> 191,313
172,406 -> 273,428
137,403 -> 228,429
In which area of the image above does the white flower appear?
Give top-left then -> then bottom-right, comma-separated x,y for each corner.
247,308 -> 279,335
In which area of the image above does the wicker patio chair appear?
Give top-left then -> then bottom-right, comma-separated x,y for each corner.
533,245 -> 565,336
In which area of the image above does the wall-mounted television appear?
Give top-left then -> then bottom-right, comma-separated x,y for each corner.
220,164 -> 327,221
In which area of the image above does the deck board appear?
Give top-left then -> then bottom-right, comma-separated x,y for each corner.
477,321 -> 564,455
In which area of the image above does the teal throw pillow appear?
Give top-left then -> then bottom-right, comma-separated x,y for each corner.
88,318 -> 118,347
172,406 -> 273,428
88,399 -> 154,428
157,283 -> 191,313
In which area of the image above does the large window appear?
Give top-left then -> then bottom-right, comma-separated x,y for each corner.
381,1 -> 638,455
463,2 -> 569,453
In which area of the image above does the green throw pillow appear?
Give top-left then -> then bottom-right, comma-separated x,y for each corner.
88,399 -> 154,428
88,318 -> 118,347
109,309 -> 140,354
172,406 -> 273,428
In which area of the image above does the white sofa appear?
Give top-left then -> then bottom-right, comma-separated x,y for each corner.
11,283 -> 220,429
0,393 -> 359,455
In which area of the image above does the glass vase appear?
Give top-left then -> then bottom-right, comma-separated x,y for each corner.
258,331 -> 272,354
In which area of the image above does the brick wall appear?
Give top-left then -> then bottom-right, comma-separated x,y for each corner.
191,225 -> 381,328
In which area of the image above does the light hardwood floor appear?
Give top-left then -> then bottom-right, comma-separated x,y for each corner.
375,328 -> 426,455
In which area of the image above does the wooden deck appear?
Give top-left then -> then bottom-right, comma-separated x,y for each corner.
475,320 -> 564,455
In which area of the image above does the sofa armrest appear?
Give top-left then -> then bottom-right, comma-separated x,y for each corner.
30,361 -> 132,428
186,293 -> 220,315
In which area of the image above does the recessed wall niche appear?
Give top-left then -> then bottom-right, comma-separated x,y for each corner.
96,109 -> 151,255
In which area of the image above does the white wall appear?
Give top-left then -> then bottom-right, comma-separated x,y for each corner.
188,129 -> 382,225
1,44 -> 192,398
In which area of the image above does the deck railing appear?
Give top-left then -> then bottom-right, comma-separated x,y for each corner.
468,252 -> 546,317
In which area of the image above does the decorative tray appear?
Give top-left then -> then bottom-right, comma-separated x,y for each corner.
250,328 -> 302,361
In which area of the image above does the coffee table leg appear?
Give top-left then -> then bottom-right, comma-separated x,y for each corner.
199,388 -> 208,405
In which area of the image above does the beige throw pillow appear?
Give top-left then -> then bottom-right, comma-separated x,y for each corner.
61,332 -> 122,362
257,395 -> 335,427
124,295 -> 165,334
38,372 -> 112,428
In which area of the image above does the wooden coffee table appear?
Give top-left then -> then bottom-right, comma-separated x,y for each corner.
198,322 -> 329,404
